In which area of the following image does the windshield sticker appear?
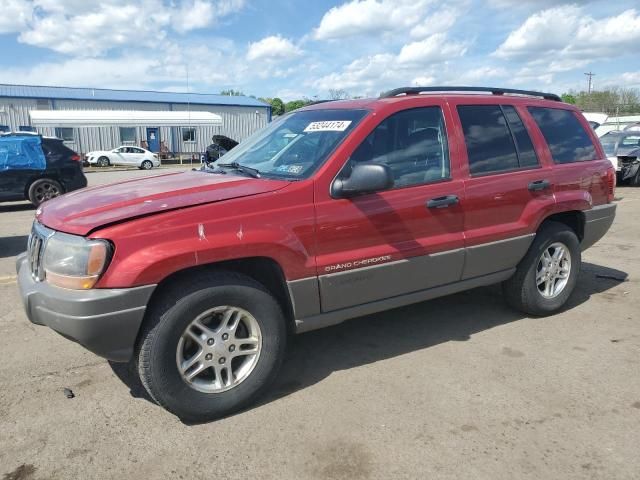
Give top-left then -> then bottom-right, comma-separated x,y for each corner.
276,164 -> 305,174
304,121 -> 352,132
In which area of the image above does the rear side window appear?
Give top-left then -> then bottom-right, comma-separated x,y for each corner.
458,105 -> 538,175
527,107 -> 597,163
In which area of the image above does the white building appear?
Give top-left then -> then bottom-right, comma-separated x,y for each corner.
0,84 -> 271,155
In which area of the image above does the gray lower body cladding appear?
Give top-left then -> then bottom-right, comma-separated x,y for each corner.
581,203 -> 616,251
16,254 -> 156,362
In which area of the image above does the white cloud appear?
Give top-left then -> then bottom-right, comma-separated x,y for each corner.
313,0 -> 436,40
246,35 -> 302,62
0,0 -> 33,34
495,6 -> 640,61
397,33 -> 467,64
409,7 -> 460,39
14,0 -> 244,56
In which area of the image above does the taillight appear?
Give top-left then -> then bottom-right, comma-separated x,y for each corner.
71,154 -> 81,162
606,166 -> 615,203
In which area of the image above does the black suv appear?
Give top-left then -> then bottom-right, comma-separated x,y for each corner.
0,133 -> 87,206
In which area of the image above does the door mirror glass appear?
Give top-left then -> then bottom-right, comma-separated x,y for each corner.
331,162 -> 394,198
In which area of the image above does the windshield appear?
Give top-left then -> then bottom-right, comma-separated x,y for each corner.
212,109 -> 368,179
599,133 -> 618,156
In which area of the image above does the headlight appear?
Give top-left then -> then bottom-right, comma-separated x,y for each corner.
43,232 -> 112,289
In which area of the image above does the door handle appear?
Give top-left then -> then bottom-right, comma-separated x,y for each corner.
427,195 -> 459,209
528,179 -> 551,191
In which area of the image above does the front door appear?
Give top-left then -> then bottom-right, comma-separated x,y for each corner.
146,128 -> 160,152
314,104 -> 466,312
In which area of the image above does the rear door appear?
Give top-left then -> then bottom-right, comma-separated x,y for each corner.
314,102 -> 466,312
452,101 -> 555,279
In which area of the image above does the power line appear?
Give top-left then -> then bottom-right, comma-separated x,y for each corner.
584,71 -> 595,94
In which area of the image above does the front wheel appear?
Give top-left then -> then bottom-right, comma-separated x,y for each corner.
502,221 -> 581,316
141,160 -> 153,170
136,271 -> 287,422
97,156 -> 110,167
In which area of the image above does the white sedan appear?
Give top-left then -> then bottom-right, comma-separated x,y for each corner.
87,146 -> 161,169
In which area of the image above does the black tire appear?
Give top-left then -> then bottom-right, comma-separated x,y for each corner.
631,169 -> 640,187
28,178 -> 63,206
136,270 -> 287,422
502,221 -> 581,316
141,160 -> 153,170
98,156 -> 110,167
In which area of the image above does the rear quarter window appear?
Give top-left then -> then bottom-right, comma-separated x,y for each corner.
527,107 -> 597,163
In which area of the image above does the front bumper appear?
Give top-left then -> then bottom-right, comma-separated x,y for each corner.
17,254 -> 156,362
581,203 -> 616,251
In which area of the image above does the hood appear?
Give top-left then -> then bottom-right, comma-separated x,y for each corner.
616,146 -> 640,158
37,170 -> 290,235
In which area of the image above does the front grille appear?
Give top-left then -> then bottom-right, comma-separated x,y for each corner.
27,222 -> 53,281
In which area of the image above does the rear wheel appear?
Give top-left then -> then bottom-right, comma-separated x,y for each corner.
141,160 -> 153,170
136,271 -> 287,422
631,168 -> 640,187
97,156 -> 110,167
28,178 -> 63,206
502,222 -> 581,316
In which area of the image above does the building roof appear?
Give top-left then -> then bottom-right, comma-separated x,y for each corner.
0,84 -> 269,108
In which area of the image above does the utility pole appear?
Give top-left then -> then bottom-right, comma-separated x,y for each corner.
584,71 -> 595,94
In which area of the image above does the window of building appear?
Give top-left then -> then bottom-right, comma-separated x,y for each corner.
182,127 -> 196,143
55,127 -> 75,142
343,107 -> 450,188
19,126 -> 35,132
0,125 -> 9,133
120,127 -> 136,144
527,107 -> 597,163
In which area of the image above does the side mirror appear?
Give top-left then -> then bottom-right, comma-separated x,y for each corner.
331,162 -> 394,198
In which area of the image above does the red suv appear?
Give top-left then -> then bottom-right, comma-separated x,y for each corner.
17,87 -> 616,421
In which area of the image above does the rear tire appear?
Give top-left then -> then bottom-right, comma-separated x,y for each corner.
28,178 -> 63,206
631,169 -> 640,187
97,156 -> 110,167
141,160 -> 153,170
502,221 -> 581,316
136,271 -> 287,422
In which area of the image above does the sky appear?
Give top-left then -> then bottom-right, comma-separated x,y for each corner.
0,0 -> 639,100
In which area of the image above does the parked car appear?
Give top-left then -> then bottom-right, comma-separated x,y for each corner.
18,86 -> 616,421
599,130 -> 640,185
204,135 -> 239,165
86,146 -> 160,169
0,133 -> 87,206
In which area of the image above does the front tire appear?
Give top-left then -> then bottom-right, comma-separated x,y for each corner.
136,271 -> 287,422
97,156 -> 110,167
502,221 -> 581,316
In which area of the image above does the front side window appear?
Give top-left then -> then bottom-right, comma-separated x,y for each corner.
120,127 -> 136,143
182,128 -> 196,142
216,108 -> 368,179
55,127 -> 74,142
342,107 -> 450,188
528,107 -> 597,163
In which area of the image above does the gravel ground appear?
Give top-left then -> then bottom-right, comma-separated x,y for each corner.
0,171 -> 638,480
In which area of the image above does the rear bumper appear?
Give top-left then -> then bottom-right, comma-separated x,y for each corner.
16,254 -> 155,362
581,203 -> 616,251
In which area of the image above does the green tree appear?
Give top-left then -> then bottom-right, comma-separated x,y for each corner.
285,99 -> 311,112
270,97 -> 285,116
561,93 -> 577,104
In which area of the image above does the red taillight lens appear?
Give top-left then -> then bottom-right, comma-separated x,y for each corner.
606,167 -> 615,203
71,154 -> 81,162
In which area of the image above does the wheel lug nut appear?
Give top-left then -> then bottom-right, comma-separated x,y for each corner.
229,345 -> 235,352
205,353 -> 213,361
219,357 -> 226,364
207,338 -> 214,345
222,333 -> 229,341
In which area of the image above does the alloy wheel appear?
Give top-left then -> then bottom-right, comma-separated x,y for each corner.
536,242 -> 572,299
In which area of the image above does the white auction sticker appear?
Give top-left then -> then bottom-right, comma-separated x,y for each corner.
304,121 -> 352,132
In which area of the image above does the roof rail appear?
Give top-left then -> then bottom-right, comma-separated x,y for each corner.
380,86 -> 562,102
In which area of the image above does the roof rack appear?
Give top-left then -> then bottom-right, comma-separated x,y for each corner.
380,86 -> 561,102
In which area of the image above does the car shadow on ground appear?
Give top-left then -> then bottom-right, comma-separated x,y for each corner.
0,202 -> 33,213
0,235 -> 29,259
109,262 -> 628,424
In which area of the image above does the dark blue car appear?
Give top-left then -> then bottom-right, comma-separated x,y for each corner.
0,133 -> 87,206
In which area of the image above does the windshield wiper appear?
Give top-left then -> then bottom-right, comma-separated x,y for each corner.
216,162 -> 261,178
